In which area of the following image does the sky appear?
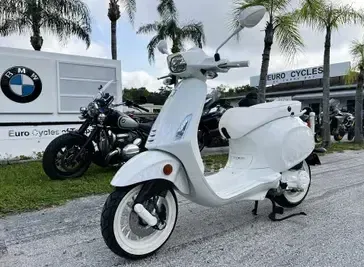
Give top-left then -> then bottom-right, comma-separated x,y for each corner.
0,0 -> 364,92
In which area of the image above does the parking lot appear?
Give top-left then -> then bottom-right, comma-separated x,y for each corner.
1,150 -> 364,267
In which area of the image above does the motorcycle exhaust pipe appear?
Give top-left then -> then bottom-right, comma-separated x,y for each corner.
105,148 -> 121,165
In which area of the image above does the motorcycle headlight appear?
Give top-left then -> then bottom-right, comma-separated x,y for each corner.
87,102 -> 99,117
98,113 -> 106,123
168,54 -> 187,73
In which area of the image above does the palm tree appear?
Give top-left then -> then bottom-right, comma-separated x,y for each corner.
108,0 -> 136,60
0,0 -> 91,51
345,39 -> 364,144
296,1 -> 364,148
232,0 -> 305,103
137,0 -> 206,63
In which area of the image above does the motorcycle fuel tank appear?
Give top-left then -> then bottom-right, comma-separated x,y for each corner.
117,115 -> 139,129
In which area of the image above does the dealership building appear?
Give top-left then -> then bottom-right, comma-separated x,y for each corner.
224,61 -> 357,114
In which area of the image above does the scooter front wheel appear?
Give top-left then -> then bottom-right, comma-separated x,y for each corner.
100,185 -> 178,259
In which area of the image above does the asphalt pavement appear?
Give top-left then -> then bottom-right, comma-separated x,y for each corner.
1,150 -> 364,267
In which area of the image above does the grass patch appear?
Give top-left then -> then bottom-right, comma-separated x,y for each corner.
0,162 -> 116,216
2,142 -> 363,216
316,142 -> 364,153
0,155 -> 229,216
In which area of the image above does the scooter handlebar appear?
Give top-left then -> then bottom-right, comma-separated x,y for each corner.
218,61 -> 250,69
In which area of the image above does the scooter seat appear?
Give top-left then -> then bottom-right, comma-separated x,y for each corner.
219,101 -> 302,139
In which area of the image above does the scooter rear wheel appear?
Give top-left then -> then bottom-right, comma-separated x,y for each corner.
274,161 -> 311,208
100,185 -> 178,259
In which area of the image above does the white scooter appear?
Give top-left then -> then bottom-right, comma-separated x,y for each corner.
100,5 -> 323,260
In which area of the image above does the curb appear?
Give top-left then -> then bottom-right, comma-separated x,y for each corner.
0,146 -> 229,166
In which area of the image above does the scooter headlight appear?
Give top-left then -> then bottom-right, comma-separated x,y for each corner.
175,114 -> 192,141
168,54 -> 187,73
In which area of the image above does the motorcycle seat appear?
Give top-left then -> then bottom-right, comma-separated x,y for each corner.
139,121 -> 154,131
219,101 -> 302,140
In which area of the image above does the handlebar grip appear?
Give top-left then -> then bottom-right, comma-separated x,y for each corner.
219,61 -> 250,68
157,75 -> 171,80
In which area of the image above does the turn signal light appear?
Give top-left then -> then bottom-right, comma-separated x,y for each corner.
163,164 -> 173,175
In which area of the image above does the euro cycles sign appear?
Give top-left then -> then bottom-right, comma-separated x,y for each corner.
249,61 -> 351,87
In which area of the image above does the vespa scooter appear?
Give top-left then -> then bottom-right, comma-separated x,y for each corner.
100,5 -> 322,260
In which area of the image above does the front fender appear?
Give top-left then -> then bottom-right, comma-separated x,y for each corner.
110,150 -> 190,194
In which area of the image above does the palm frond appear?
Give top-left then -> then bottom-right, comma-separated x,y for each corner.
331,4 -> 364,29
0,0 -> 26,22
146,35 -> 163,64
344,68 -> 358,85
120,0 -> 137,24
295,0 -> 327,30
350,38 -> 364,70
157,0 -> 178,21
180,21 -> 206,48
46,0 -> 91,24
137,22 -> 159,34
274,13 -> 304,62
0,17 -> 28,36
42,13 -> 91,48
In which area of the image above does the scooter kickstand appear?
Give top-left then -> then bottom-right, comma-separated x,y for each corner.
252,201 -> 259,215
267,198 -> 307,222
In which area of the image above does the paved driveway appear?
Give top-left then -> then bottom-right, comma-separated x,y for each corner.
1,150 -> 364,267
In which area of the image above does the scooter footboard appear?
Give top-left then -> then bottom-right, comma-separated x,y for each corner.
110,150 -> 190,194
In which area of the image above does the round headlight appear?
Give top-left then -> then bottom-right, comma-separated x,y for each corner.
87,102 -> 99,117
98,113 -> 106,123
168,54 -> 187,73
80,107 -> 87,113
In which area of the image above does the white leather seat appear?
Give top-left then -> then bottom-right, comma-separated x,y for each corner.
219,101 -> 302,139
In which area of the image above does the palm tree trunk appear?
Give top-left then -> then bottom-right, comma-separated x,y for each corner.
171,42 -> 179,53
111,20 -> 117,60
322,27 -> 332,148
257,23 -> 274,103
354,67 -> 364,143
30,26 -> 43,51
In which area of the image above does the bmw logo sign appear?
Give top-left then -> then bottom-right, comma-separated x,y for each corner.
0,66 -> 42,103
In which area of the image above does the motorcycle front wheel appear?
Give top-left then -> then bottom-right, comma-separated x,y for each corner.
197,129 -> 205,151
101,184 -> 178,259
42,133 -> 94,180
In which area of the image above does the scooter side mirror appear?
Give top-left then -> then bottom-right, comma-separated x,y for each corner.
238,5 -> 266,28
157,40 -> 169,55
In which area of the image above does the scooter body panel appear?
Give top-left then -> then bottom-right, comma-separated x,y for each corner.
110,150 -> 190,195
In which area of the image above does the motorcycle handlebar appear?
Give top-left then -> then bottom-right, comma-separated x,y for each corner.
133,103 -> 149,112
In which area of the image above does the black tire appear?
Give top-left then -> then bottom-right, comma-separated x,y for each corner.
274,161 -> 311,208
92,151 -> 108,167
197,129 -> 205,152
101,185 -> 178,260
314,132 -> 322,143
334,134 -> 343,141
347,130 -> 354,141
42,133 -> 94,180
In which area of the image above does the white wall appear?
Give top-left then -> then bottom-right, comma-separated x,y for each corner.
0,47 -> 122,159
0,46 -> 122,123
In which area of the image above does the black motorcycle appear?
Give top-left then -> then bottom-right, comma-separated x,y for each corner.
42,81 -> 153,180
198,96 -> 232,150
314,99 -> 355,142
